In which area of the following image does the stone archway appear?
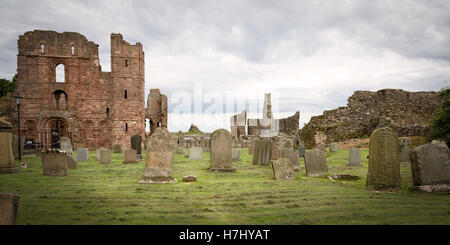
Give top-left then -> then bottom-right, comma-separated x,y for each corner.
44,117 -> 69,149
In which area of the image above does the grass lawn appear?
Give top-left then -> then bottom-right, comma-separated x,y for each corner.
1,148 -> 449,225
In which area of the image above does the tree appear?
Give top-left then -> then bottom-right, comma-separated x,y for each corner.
0,74 -> 17,98
428,88 -> 450,146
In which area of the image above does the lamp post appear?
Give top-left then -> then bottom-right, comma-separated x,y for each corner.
14,94 -> 23,161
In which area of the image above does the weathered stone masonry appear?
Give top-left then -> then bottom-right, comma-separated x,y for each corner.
13,30 -> 145,150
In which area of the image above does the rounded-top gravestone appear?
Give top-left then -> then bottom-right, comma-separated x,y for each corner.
209,129 -> 234,172
347,148 -> 361,166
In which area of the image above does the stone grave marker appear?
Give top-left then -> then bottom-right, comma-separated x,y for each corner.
123,149 -> 138,163
347,148 -> 362,166
0,193 -> 20,225
280,148 -> 300,172
41,149 -> 68,176
189,147 -> 202,160
271,158 -> 295,180
112,144 -> 122,153
76,147 -> 89,161
0,118 -> 19,174
209,129 -> 235,172
131,135 -> 142,159
98,149 -> 111,164
304,149 -> 328,177
329,142 -> 338,152
232,149 -> 241,162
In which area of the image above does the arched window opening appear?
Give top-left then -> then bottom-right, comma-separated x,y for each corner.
41,43 -> 45,54
71,45 -> 75,55
124,89 -> 128,99
55,64 -> 65,83
53,90 -> 68,110
125,59 -> 128,67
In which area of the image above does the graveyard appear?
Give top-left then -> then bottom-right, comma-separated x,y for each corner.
1,146 -> 449,225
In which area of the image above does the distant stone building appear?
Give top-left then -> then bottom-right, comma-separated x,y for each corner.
146,88 -> 167,135
12,30 -> 146,150
230,93 -> 300,138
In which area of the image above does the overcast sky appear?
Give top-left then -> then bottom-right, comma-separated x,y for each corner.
1,0 -> 449,132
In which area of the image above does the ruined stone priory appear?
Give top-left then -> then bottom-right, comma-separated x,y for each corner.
146,89 -> 168,135
139,127 -> 176,183
304,149 -> 328,177
271,158 -> 295,180
209,129 -> 235,172
347,148 -> 362,166
41,149 -> 68,176
0,193 -> 20,225
0,118 -> 19,174
366,127 -> 401,192
13,30 -> 146,150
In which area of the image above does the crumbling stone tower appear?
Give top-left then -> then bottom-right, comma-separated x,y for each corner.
146,89 -> 167,135
13,30 -> 145,150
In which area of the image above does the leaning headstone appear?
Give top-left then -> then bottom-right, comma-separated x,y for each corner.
232,149 -> 241,162
329,142 -> 338,152
98,149 -> 111,164
59,137 -> 73,156
347,148 -> 362,166
271,158 -> 295,180
76,147 -> 89,162
399,138 -> 411,165
139,127 -> 176,183
280,148 -> 300,172
123,149 -> 138,163
112,144 -> 122,153
298,145 -> 306,158
209,129 -> 235,172
366,127 -> 401,192
41,149 -> 68,176
0,193 -> 20,225
410,140 -> 450,188
189,147 -> 202,160
304,149 -> 328,177
0,119 -> 19,174
131,135 -> 142,159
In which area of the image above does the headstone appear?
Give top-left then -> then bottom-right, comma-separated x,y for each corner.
280,148 -> 300,172
209,129 -> 235,172
400,138 -> 411,165
58,137 -> 73,156
98,149 -> 111,164
366,127 -> 401,192
248,143 -> 255,155
139,127 -> 176,183
182,175 -> 197,182
347,148 -> 362,166
252,139 -> 273,166
41,149 -> 68,176
314,131 -> 327,151
0,193 -> 20,225
304,149 -> 328,177
76,147 -> 89,161
410,140 -> 450,186
123,149 -> 138,163
298,146 -> 306,158
131,135 -> 142,159
112,144 -> 122,153
189,147 -> 202,160
66,154 -> 77,169
329,142 -> 338,152
252,140 -> 261,165
232,149 -> 241,162
271,158 -> 295,180
0,119 -> 19,174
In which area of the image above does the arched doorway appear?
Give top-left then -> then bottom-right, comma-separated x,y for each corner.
46,118 -> 69,148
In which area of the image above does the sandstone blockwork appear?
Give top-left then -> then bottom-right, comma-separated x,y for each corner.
13,30 -> 146,150
299,89 -> 443,148
146,89 -> 167,135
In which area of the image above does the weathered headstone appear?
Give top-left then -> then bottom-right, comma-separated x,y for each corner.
400,138 -> 411,165
271,158 -> 295,180
314,131 -> 327,151
252,140 -> 261,165
131,135 -> 142,159
304,149 -> 328,177
0,193 -> 20,225
66,154 -> 77,169
410,140 -> 450,187
76,147 -> 89,162
98,149 -> 111,164
252,139 -> 273,166
329,142 -> 338,152
366,127 -> 401,192
112,144 -> 122,153
0,119 -> 19,174
58,137 -> 73,156
232,149 -> 241,162
139,127 -> 176,183
280,148 -> 300,172
209,129 -> 235,172
189,147 -> 202,160
123,149 -> 138,163
175,147 -> 184,155
298,145 -> 306,158
347,148 -> 362,166
182,175 -> 197,182
41,149 -> 68,176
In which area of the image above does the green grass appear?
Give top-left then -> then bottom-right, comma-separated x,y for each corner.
0,148 -> 449,225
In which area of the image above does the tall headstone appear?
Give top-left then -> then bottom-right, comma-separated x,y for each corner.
112,144 -> 122,153
139,127 -> 176,183
58,137 -> 73,156
252,140 -> 261,165
298,145 -> 306,158
123,149 -> 138,163
0,193 -> 20,225
189,147 -> 202,160
280,148 -> 300,172
0,118 -> 19,174
366,127 -> 401,192
271,144 -> 278,160
314,131 -> 327,152
209,129 -> 235,172
41,149 -> 68,176
252,138 -> 273,166
400,138 -> 411,165
76,147 -> 89,161
410,140 -> 450,187
131,135 -> 142,159
232,149 -> 241,162
98,149 -> 111,164
271,158 -> 295,180
304,149 -> 328,177
347,148 -> 362,166
329,142 -> 338,152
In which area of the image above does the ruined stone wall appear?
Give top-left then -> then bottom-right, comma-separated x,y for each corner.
146,89 -> 168,135
13,30 -> 145,150
279,111 -> 300,135
299,89 -> 442,148
230,110 -> 246,138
